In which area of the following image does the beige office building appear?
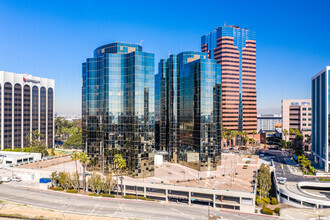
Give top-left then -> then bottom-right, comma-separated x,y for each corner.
281,99 -> 311,149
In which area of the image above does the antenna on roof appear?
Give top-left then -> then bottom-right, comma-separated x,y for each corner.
224,21 -> 226,26
139,40 -> 144,46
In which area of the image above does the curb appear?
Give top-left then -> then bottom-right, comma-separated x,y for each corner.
19,185 -> 157,205
219,209 -> 279,218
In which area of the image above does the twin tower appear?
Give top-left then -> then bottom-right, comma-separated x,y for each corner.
82,25 -> 257,177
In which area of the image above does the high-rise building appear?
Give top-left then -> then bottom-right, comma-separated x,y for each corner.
156,51 -> 222,171
311,67 -> 330,172
0,71 -> 55,150
82,42 -> 155,177
201,25 -> 257,134
281,99 -> 311,146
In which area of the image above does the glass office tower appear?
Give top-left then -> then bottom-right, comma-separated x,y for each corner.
82,42 -> 155,177
311,66 -> 330,172
201,25 -> 257,135
156,52 -> 222,171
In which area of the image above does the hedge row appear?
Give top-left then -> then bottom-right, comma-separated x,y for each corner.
124,195 -> 154,201
100,193 -> 115,198
52,187 -> 64,191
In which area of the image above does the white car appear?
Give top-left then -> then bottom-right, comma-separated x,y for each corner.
12,176 -> 22,182
0,177 -> 11,182
277,177 -> 287,184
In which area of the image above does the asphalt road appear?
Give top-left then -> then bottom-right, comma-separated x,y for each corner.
0,183 -> 273,220
272,155 -> 318,183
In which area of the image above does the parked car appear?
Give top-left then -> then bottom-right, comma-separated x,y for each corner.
0,176 -> 11,182
12,176 -> 22,182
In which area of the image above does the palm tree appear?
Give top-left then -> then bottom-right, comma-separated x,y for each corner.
283,129 -> 289,148
79,152 -> 90,193
252,131 -> 257,147
118,156 -> 126,196
230,130 -> 238,148
114,154 -> 120,195
71,152 -> 80,191
114,154 -> 126,196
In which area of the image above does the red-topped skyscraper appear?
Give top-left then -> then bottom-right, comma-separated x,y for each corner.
201,25 -> 257,134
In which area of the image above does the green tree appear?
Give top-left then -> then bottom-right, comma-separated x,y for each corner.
221,128 -> 238,149
103,173 -> 115,194
58,172 -> 71,190
25,130 -> 49,157
257,164 -> 272,199
79,152 -> 90,193
289,128 -> 295,135
71,152 -> 80,191
88,172 -> 103,194
114,154 -> 126,196
63,131 -> 82,149
283,129 -> 289,148
50,171 -> 59,187
51,148 -> 55,156
70,172 -> 79,190
252,131 -> 257,146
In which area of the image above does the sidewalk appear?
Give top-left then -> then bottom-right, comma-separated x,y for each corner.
280,207 -> 330,220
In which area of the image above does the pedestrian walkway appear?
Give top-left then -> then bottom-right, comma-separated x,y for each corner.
280,207 -> 330,220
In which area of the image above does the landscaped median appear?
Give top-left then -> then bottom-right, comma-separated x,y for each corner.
49,186 -> 156,202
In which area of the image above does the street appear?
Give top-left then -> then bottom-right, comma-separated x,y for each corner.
0,183 -> 274,220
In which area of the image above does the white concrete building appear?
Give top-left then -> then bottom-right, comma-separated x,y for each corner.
0,151 -> 41,165
0,71 -> 55,150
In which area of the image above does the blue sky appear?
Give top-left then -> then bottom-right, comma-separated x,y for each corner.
0,0 -> 329,115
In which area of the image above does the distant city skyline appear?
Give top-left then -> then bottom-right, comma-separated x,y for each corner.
0,0 -> 329,115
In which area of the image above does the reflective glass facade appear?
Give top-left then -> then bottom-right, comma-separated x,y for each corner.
311,67 -> 330,172
156,52 -> 221,171
201,26 -> 257,134
82,42 -> 155,177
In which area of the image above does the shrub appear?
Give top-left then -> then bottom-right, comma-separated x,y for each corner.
66,189 -> 78,193
146,198 -> 154,201
261,207 -> 273,215
274,207 -> 280,214
88,193 -> 100,197
261,197 -> 270,204
52,187 -> 64,191
271,197 -> 279,205
124,195 -> 148,200
100,193 -> 115,198
256,198 -> 266,207
124,195 -> 136,199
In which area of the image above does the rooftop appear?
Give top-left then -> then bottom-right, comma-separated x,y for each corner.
125,153 -> 258,193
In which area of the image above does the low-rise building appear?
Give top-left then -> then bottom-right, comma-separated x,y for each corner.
0,151 -> 41,165
257,114 -> 282,133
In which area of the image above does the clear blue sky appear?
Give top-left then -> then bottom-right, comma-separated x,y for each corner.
0,0 -> 329,115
